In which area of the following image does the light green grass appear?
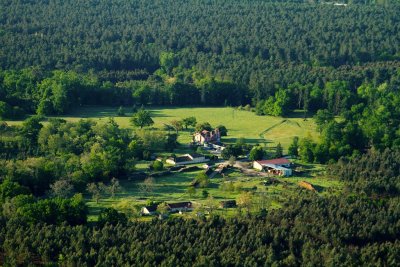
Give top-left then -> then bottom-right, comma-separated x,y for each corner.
87,163 -> 343,221
4,106 -> 319,149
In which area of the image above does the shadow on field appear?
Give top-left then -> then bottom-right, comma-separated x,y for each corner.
312,184 -> 325,193
222,137 -> 272,144
150,110 -> 171,118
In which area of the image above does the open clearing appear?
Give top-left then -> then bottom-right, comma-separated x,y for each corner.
5,106 -> 318,149
87,161 -> 343,221
4,106 -> 329,220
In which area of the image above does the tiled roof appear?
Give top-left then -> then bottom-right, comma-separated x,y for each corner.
167,202 -> 192,209
143,205 -> 158,212
256,158 -> 290,165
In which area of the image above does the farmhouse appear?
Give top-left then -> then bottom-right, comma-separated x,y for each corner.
194,128 -> 221,144
141,204 -> 158,215
167,202 -> 193,213
253,158 -> 292,176
166,153 -> 209,165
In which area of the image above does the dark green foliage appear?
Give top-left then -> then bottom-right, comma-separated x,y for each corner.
3,194 -> 87,225
314,109 -> 334,133
1,123 -> 400,266
0,192 -> 399,265
98,208 -> 128,227
130,109 -> 154,128
221,144 -> 244,160
182,116 -> 197,130
275,143 -> 283,158
249,145 -> 265,161
117,106 -> 125,116
195,122 -> 213,132
216,125 -> 228,136
1,0 -> 399,84
288,136 -> 299,157
328,148 -> 400,196
0,178 -> 30,203
0,1 -> 398,113
151,160 -> 163,171
193,172 -> 210,188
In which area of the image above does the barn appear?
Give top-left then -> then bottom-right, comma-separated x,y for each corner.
253,158 -> 292,176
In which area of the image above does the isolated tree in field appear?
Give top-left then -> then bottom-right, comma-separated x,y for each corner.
151,160 -> 163,171
237,192 -> 253,214
182,116 -> 197,130
202,189 -> 209,199
87,182 -> 105,204
139,177 -> 155,196
50,178 -> 74,198
195,172 -> 210,188
187,186 -> 196,198
130,109 -> 154,128
163,123 -> 174,134
204,195 -> 217,215
108,177 -> 122,199
229,156 -> 236,165
170,120 -> 183,134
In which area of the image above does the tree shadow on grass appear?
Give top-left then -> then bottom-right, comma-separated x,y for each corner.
222,137 -> 273,144
149,110 -> 171,118
313,184 -> 325,193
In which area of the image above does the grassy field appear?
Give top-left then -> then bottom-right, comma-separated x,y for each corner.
4,105 -> 327,220
5,106 -> 318,149
87,162 -> 343,221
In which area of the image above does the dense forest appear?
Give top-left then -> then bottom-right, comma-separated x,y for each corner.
1,0 -> 400,265
1,0 -> 400,110
1,149 -> 399,265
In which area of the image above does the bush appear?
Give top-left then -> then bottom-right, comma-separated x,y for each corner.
98,208 -> 128,227
151,160 -> 164,171
117,106 -> 125,116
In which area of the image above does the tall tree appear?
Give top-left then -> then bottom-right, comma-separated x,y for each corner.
130,109 -> 154,129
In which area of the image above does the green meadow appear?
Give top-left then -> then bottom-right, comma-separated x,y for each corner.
86,162 -> 343,221
4,106 -> 331,220
5,106 -> 319,149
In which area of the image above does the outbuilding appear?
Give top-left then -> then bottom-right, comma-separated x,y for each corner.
253,158 -> 292,176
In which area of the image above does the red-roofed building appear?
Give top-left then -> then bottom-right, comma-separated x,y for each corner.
255,158 -> 291,166
253,158 -> 292,176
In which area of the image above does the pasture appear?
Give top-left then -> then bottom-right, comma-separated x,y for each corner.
87,162 -> 343,221
5,106 -> 319,149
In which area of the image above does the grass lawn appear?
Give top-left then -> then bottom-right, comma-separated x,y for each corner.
4,106 -> 319,150
87,163 -> 343,221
